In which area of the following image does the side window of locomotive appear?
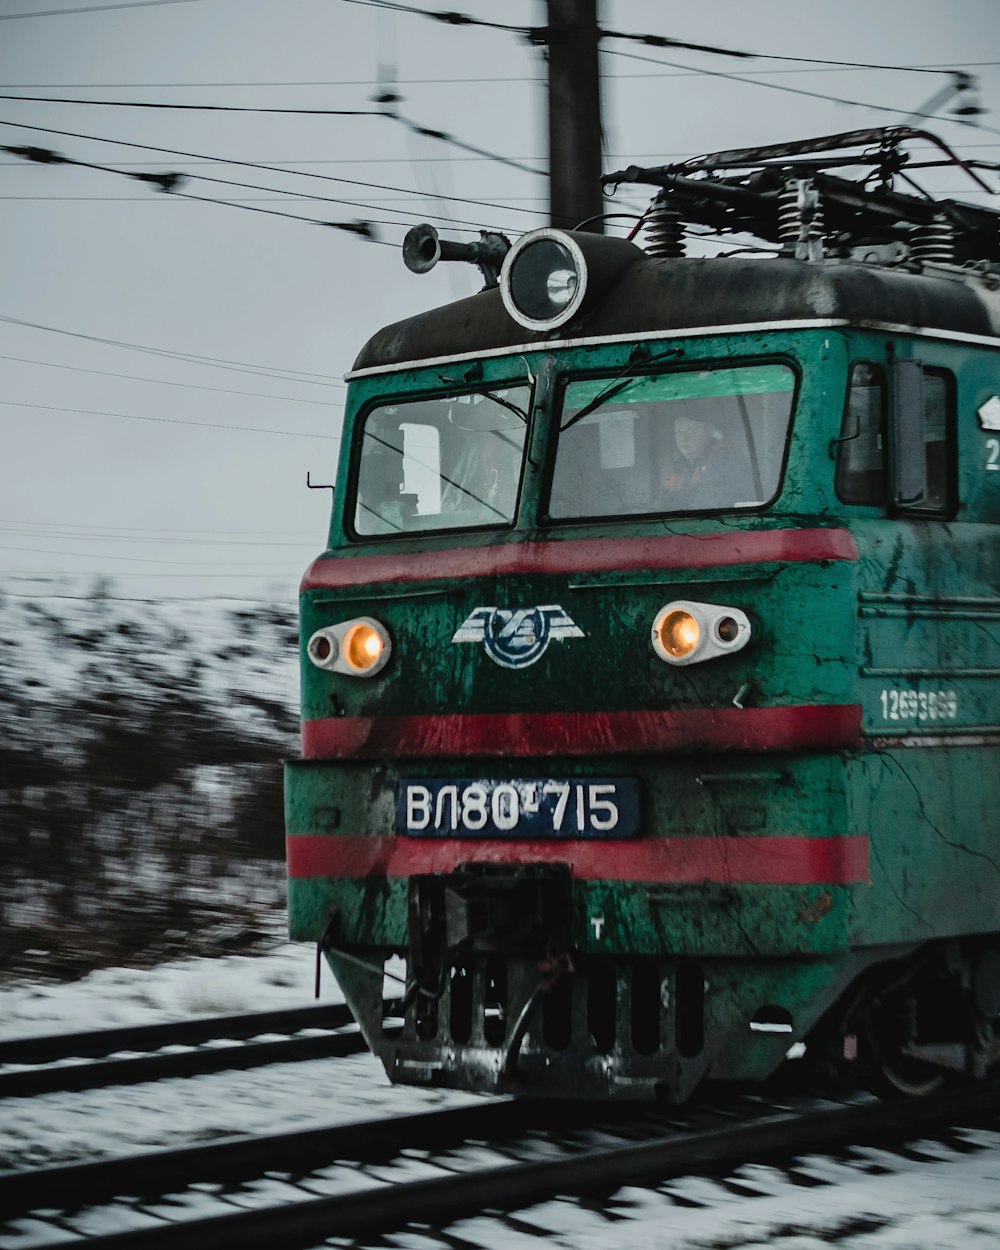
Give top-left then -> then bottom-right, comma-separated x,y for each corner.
548,363 -> 796,520
352,386 -> 530,537
836,363 -> 955,515
836,362 -> 886,505
917,369 -> 956,514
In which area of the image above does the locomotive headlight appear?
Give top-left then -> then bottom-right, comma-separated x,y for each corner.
504,235 -> 586,328
652,601 -> 751,667
307,617 -> 392,678
657,609 -> 702,660
342,621 -> 388,675
545,263 -> 579,309
500,228 -> 643,332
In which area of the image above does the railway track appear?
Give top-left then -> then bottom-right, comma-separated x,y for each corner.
0,1001 -> 402,1098
3,1078 -> 999,1249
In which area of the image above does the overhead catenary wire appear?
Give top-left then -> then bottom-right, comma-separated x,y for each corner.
332,0 -> 973,76
328,0 -> 759,63
0,75 -> 547,88
0,96 -> 546,181
599,46 -> 1000,141
0,398 -> 341,440
0,154 -> 531,166
329,0 -> 1000,156
2,9 -> 992,173
0,571 -> 304,580
3,8 -> 993,597
6,130 -> 990,235
3,63 -> 998,89
0,585 -> 302,600
600,32 -> 961,75
0,194 -> 552,205
0,118 -> 551,216
0,0 -> 208,19
0,143 -> 524,235
167,187 -> 391,240
0,313 -> 345,385
2,79 -> 992,178
0,142 -> 389,240
0,352 -> 346,401
0,543 -> 299,567
0,517 -> 320,536
0,95 -> 389,116
31,123 -> 987,250
157,166 -> 523,230
388,110 -> 545,177
0,526 -> 324,548
335,0 -> 529,35
5,143 -> 999,171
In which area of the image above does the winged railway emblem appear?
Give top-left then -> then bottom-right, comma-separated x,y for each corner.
451,605 -> 584,669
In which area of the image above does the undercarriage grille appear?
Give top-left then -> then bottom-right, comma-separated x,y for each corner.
380,952 -> 707,1100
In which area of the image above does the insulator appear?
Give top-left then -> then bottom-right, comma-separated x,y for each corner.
777,182 -> 802,246
643,196 -> 685,258
777,178 -> 825,256
808,201 -> 826,247
909,216 -> 954,264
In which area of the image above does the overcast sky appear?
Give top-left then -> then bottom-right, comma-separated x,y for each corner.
1,0 -> 997,601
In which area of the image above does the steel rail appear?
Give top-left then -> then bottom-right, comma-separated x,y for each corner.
0,1029 -> 372,1099
36,1079 -> 1000,1250
0,1097 -> 533,1216
0,1001 -> 388,1064
0,1002 -> 403,1099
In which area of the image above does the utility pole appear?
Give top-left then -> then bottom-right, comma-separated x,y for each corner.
546,0 -> 604,233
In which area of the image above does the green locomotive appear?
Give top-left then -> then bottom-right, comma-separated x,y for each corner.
285,127 -> 1000,1100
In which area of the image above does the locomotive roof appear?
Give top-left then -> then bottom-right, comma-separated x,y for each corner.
350,254 -> 1000,376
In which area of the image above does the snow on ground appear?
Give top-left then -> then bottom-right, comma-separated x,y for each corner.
0,578 -> 300,749
470,1136 -> 1000,1250
2,936 -> 1000,1249
0,932 -> 478,1175
1,577 -> 299,976
0,1050 -> 479,1175
0,915 -> 321,1041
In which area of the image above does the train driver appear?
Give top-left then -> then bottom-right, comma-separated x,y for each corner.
660,413 -> 730,505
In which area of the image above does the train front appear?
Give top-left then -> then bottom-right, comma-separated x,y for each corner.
285,228 -> 865,1101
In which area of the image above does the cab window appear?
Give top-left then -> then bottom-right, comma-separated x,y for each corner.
547,362 -> 796,520
836,361 -> 955,515
836,362 -> 886,504
351,385 -> 530,537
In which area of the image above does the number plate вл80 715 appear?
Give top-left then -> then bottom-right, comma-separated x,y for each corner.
396,778 -> 641,840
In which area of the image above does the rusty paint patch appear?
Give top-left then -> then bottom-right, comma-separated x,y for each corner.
798,889 -> 834,924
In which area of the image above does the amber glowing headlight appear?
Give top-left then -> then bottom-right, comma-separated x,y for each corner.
651,601 -> 751,667
657,609 -> 702,659
341,621 -> 387,674
306,617 -> 392,678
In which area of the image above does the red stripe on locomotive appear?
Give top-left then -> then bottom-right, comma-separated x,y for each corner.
301,527 -> 858,591
301,704 -> 863,759
287,832 -> 871,886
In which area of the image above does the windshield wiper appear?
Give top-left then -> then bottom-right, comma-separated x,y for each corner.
559,346 -> 683,433
482,389 -> 529,423
437,375 -> 529,423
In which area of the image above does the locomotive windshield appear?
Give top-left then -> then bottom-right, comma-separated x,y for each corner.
352,385 -> 530,536
548,362 -> 795,519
